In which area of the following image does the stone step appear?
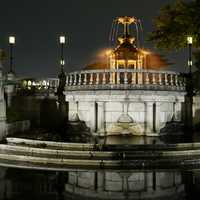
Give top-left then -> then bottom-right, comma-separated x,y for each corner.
6,137 -> 200,151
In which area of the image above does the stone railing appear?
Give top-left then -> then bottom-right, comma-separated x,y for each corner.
65,69 -> 185,91
17,78 -> 59,93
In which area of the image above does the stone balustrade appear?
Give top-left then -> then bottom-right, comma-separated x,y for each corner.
65,69 -> 185,91
18,78 -> 59,92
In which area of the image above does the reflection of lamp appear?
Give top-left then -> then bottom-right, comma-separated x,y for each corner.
59,36 -> 65,72
9,36 -> 15,73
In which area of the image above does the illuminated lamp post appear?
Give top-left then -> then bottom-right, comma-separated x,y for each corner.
59,35 -> 65,72
8,36 -> 15,73
185,36 -> 194,139
57,35 -> 67,124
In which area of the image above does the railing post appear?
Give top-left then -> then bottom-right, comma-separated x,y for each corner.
124,71 -> 128,84
69,74 -> 73,86
175,74 -> 178,86
145,72 -> 149,84
170,74 -> 174,85
158,73 -> 162,85
109,71 -> 113,84
152,73 -> 156,84
117,71 -> 120,84
78,73 -> 82,85
73,73 -> 77,85
138,72 -> 143,84
89,73 -> 93,85
66,75 -> 69,85
83,73 -> 87,85
102,72 -> 106,84
132,72 -> 136,84
164,73 -> 168,85
96,73 -> 99,85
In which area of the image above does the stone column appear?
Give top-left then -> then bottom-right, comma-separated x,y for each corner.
155,102 -> 161,132
97,102 -> 105,134
89,102 -> 96,132
174,101 -> 182,121
117,72 -> 120,84
0,69 -> 7,140
145,102 -> 154,134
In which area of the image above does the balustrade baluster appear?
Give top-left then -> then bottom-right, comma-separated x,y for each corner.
138,72 -> 143,84
170,74 -> 174,85
124,71 -> 128,84
164,73 -> 168,85
83,73 -> 87,85
96,73 -> 99,85
73,73 -> 77,85
152,73 -> 156,84
69,74 -> 73,86
109,72 -> 113,84
175,74 -> 178,86
117,72 -> 120,84
89,73 -> 93,85
145,72 -> 149,84
66,76 -> 69,85
78,73 -> 82,85
132,72 -> 136,84
102,72 -> 106,84
158,73 -> 162,85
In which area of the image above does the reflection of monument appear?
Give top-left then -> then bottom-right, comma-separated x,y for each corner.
65,171 -> 184,200
64,16 -> 185,136
0,50 -> 7,140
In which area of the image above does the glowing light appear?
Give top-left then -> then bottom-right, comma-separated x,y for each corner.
140,49 -> 151,55
59,36 -> 65,44
9,36 -> 15,44
60,60 -> 65,65
188,60 -> 192,66
187,36 -> 193,44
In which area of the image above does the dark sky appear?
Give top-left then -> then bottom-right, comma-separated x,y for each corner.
0,0 -> 188,78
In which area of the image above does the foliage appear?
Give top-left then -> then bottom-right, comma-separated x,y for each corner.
149,0 -> 200,51
149,0 -> 200,90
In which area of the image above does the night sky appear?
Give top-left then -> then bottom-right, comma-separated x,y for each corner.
0,0 -> 188,78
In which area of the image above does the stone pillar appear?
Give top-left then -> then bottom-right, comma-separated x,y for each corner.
0,69 -> 7,140
89,102 -> 96,132
174,101 -> 182,121
109,72 -> 113,84
155,102 -> 161,132
5,72 -> 15,108
145,102 -> 154,134
158,73 -> 162,85
97,102 -> 105,134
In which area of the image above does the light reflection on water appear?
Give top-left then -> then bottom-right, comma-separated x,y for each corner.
0,167 -> 199,200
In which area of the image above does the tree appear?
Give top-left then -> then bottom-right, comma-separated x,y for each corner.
149,0 -> 200,69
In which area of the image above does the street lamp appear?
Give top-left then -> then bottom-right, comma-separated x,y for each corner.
59,35 -> 65,72
187,36 -> 193,74
8,36 -> 15,73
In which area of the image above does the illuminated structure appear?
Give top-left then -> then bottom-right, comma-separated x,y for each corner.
64,16 -> 186,136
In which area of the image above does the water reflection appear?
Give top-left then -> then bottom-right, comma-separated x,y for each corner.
0,167 -> 200,200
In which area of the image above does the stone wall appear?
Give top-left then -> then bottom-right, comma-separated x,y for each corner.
66,90 -> 185,136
